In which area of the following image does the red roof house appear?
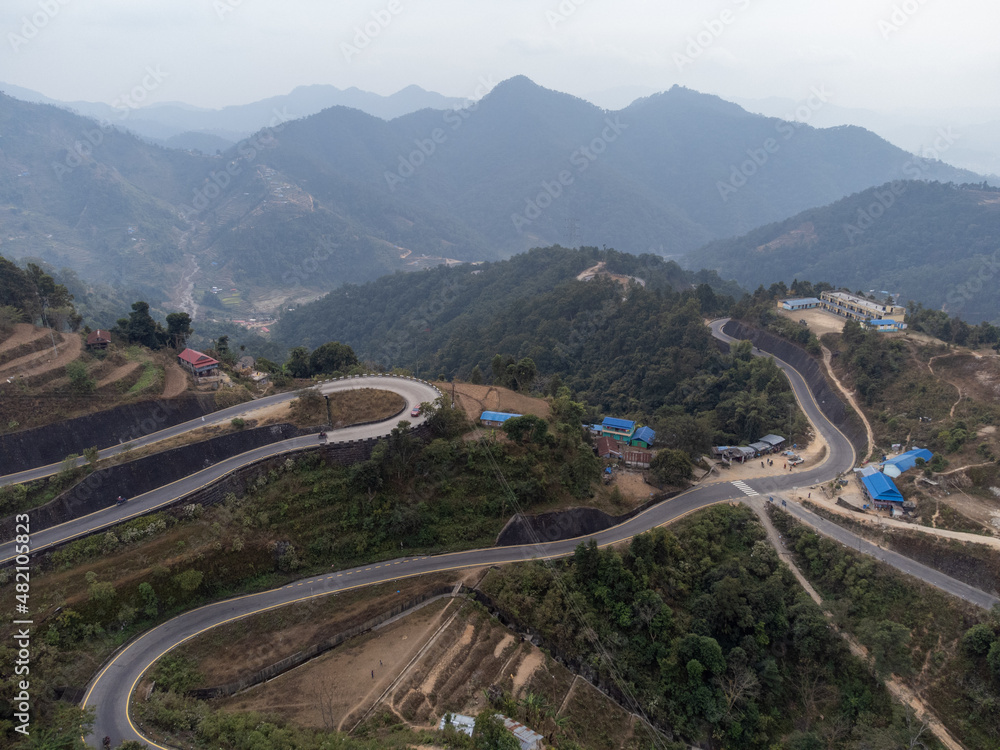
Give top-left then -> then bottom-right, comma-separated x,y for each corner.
86,329 -> 112,349
178,348 -> 220,378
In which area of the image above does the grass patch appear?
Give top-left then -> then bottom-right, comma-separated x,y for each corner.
286,387 -> 405,428
128,361 -> 163,394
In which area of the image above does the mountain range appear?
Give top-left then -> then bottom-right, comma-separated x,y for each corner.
0,81 -> 468,152
686,180 -> 1000,324
0,76 -> 989,320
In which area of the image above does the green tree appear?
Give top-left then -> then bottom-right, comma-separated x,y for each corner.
308,341 -> 359,375
649,449 -> 693,487
66,360 -> 96,394
286,346 -> 311,378
469,364 -> 483,384
116,301 -> 164,349
473,710 -> 519,750
858,619 -> 913,677
165,311 -> 193,349
503,414 -> 550,444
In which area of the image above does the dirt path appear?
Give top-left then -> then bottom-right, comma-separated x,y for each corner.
927,354 -> 965,418
821,344 -> 874,457
749,498 -> 965,750
0,331 -> 81,378
161,362 -> 188,398
96,361 -> 139,388
794,486 -> 1000,549
0,323 -> 49,355
170,252 -> 200,319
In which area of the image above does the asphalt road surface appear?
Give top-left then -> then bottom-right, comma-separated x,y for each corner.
75,321 -> 996,747
0,375 -> 441,487
0,376 -> 440,562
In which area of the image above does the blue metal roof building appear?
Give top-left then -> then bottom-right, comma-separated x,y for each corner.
480,411 -> 522,425
882,448 -> 933,474
861,472 -> 905,507
630,426 -> 656,448
602,417 -> 636,431
602,416 -> 637,442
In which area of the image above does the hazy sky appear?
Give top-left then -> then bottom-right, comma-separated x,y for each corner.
3,0 -> 998,114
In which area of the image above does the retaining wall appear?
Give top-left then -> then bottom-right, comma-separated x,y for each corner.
0,395 -> 216,475
494,490 -> 680,547
1,423 -> 302,538
14,423 -> 435,563
722,320 -> 867,455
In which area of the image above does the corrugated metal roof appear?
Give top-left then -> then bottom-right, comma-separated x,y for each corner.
178,348 -> 219,367
632,426 -> 655,444
759,434 -> 785,446
502,717 -> 545,750
882,448 -> 933,473
749,441 -> 770,452
862,472 -> 904,503
783,297 -> 822,306
602,416 -> 636,431
480,411 -> 522,423
596,437 -> 622,456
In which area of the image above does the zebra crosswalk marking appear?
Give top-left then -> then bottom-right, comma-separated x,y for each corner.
731,481 -> 759,497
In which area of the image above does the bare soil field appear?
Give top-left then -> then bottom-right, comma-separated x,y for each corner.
216,596 -> 643,749
173,572 -> 473,687
0,323 -> 44,352
776,307 -> 848,337
0,331 -> 81,377
161,362 -> 188,398
94,361 -> 141,389
612,470 -> 659,504
441,382 -> 551,424
931,353 -> 1000,407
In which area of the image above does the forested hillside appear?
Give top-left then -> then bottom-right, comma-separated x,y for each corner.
483,505 -> 933,749
276,246 -> 806,447
689,181 -> 1000,324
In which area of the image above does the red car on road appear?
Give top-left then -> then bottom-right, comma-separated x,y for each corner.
410,406 -> 421,417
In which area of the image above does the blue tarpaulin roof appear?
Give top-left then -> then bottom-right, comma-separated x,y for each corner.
480,411 -> 522,423
862,472 -> 905,503
602,417 -> 636,431
632,426 -> 655,444
882,448 -> 933,473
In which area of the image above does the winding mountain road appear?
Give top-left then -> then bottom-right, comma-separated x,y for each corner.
49,322 -> 998,746
0,376 -> 440,489
0,376 -> 440,564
